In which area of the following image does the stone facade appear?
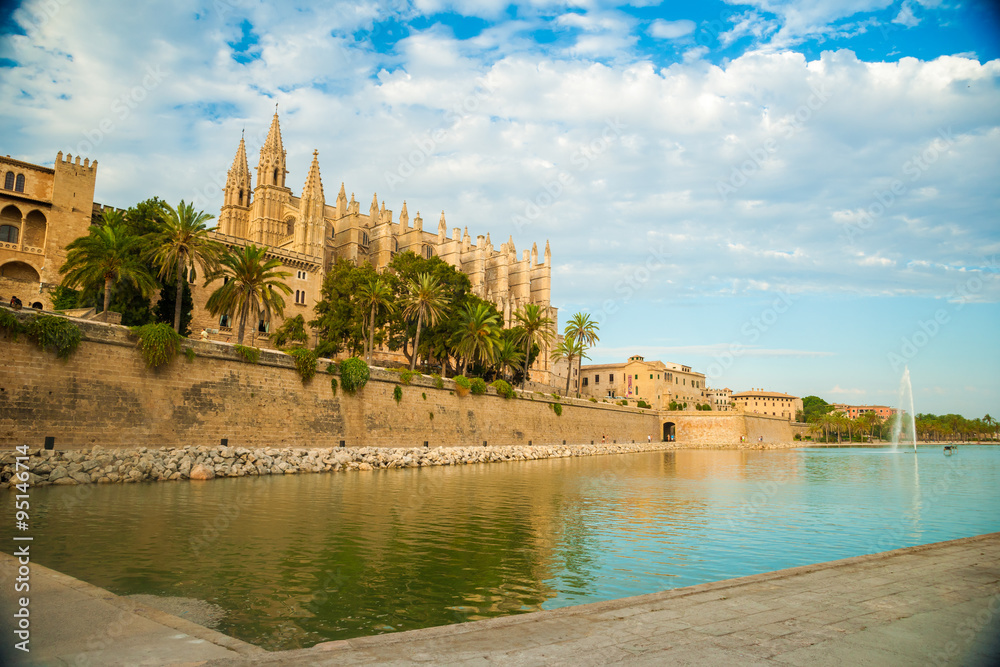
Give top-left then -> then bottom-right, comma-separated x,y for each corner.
192,112 -> 557,383
731,389 -> 803,421
0,153 -> 98,309
579,355 -> 708,410
830,404 -> 897,421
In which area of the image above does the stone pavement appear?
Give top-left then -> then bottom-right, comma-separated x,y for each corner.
0,554 -> 264,666
5,534 -> 999,666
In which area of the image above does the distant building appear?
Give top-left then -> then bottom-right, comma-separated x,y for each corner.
579,355 -> 707,410
831,404 -> 897,421
703,387 -> 733,411
732,389 -> 803,421
0,153 -> 101,310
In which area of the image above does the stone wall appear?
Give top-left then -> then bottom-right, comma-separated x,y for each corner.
666,412 -> 796,445
0,311 -> 662,451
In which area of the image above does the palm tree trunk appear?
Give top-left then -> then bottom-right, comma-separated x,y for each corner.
410,311 -> 423,372
103,276 -> 112,315
174,258 -> 185,333
367,304 -> 376,364
521,334 -> 531,389
237,300 -> 249,345
565,353 -> 573,396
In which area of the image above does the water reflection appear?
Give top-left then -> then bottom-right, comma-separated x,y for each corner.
2,447 -> 998,650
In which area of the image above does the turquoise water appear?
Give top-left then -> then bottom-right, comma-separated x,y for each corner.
3,446 -> 999,650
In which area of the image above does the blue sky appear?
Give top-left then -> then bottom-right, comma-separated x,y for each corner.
1,0 -> 998,416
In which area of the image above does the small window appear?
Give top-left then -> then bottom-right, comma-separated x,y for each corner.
424,246 -> 433,259
14,174 -> 24,192
0,225 -> 18,243
258,320 -> 268,334
650,374 -> 653,380
594,375 -> 600,384
219,314 -> 231,328
582,378 -> 588,387
609,374 -> 614,382
3,172 -> 12,190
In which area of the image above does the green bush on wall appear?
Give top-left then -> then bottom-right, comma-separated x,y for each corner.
24,314 -> 81,359
330,376 -> 338,396
130,322 -> 181,368
490,379 -> 515,399
453,375 -> 471,396
430,373 -> 444,389
288,347 -> 318,382
552,402 -> 563,416
470,377 -> 487,395
393,385 -> 403,403
339,357 -> 370,394
0,309 -> 24,339
234,344 -> 261,364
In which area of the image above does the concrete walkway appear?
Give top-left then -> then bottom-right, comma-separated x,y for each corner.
4,534 -> 999,666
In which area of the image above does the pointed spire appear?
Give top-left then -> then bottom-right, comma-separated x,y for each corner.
485,232 -> 491,247
230,135 -> 250,178
338,182 -> 347,201
301,149 -> 324,202
262,109 -> 284,155
400,201 -> 409,227
544,239 -> 551,263
438,211 -> 447,234
257,108 -> 286,187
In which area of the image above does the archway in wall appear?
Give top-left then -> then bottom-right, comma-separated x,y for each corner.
23,210 -> 47,248
0,261 -> 40,282
662,421 -> 676,442
0,205 -> 20,243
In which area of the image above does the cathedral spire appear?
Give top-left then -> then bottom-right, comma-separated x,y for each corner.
301,150 -> 324,202
256,109 -> 287,188
220,134 -> 253,235
544,239 -> 551,264
400,200 -> 409,228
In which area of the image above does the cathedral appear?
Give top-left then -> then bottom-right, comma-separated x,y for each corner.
191,111 -> 559,382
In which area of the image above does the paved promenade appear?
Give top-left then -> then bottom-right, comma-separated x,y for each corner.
4,533 -> 998,666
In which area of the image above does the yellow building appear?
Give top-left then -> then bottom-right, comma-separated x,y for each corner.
0,153 -> 99,310
189,111 -> 559,382
578,355 -> 708,410
703,387 -> 733,411
731,389 -> 803,421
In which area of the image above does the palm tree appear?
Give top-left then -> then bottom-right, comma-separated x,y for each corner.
59,211 -> 158,317
860,412 -> 883,442
147,200 -> 224,332
551,335 -> 588,396
400,273 -> 449,371
513,303 -> 554,389
205,244 -> 292,344
357,276 -> 394,364
563,312 -> 599,395
493,338 -> 524,383
452,302 -> 501,375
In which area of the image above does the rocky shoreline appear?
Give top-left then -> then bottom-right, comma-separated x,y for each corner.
2,441 -> 685,488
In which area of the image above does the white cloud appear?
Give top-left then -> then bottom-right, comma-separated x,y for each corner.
648,19 -> 696,40
893,1 -> 920,27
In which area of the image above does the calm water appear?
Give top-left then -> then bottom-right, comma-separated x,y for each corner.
3,446 -> 999,650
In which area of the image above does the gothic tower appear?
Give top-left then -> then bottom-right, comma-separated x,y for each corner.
219,134 -> 252,237
296,149 -> 326,258
249,110 -> 290,245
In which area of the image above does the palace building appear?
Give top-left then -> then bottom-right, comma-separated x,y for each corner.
189,111 -> 558,382
0,152 -> 101,310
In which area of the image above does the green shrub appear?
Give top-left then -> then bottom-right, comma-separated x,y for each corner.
130,322 -> 181,367
184,347 -> 196,362
618,400 -> 628,406
429,411 -> 434,421
422,392 -> 427,400
339,357 -> 370,394
234,344 -> 260,364
288,347 -> 318,381
24,315 -> 81,359
552,402 -> 563,416
589,397 -> 598,403
326,361 -> 339,374
637,400 -> 651,409
399,369 -> 417,385
330,376 -> 338,396
431,373 -> 444,389
270,314 -> 308,349
470,377 -> 487,395
491,379 -> 514,399
551,393 -> 560,399
0,309 -> 23,339
453,375 -> 471,396
393,385 -> 403,403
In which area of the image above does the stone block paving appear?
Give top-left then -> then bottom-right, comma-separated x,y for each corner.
7,533 -> 999,666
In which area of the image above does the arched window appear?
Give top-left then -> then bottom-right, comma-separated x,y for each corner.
3,172 -> 12,190
219,314 -> 231,328
14,174 -> 25,192
273,168 -> 279,185
258,319 -> 268,334
0,225 -> 18,243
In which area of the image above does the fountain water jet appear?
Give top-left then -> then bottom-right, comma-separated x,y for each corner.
891,366 -> 918,453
